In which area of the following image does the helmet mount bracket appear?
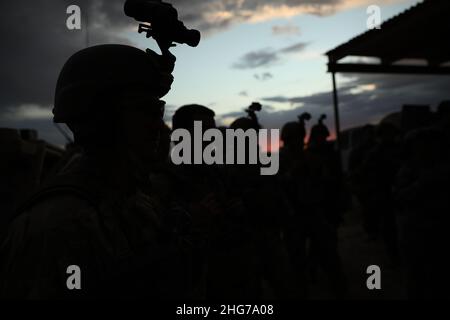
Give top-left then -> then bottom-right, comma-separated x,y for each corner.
138,22 -> 176,72
125,0 -> 201,74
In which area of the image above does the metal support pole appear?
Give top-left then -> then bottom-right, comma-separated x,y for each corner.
331,71 -> 342,151
85,4 -> 90,47
331,71 -> 345,179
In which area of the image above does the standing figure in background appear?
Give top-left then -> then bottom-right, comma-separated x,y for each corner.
308,114 -> 330,149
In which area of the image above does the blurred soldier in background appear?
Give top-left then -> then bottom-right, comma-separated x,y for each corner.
169,104 -> 256,299
303,114 -> 348,297
298,112 -> 312,151
308,114 -> 330,149
278,113 -> 311,297
227,112 -> 301,299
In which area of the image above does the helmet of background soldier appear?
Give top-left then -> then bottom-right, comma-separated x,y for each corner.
229,117 -> 259,131
298,112 -> 311,123
309,114 -> 330,146
172,104 -> 216,131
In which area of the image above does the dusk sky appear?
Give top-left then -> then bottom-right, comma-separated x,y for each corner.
2,0 -> 449,146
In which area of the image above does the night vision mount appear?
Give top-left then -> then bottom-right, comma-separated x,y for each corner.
246,102 -> 262,118
124,0 -> 201,70
245,102 -> 262,128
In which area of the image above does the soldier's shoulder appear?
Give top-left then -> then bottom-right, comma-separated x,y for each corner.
9,194 -> 99,238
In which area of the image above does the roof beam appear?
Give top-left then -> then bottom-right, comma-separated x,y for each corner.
327,63 -> 450,75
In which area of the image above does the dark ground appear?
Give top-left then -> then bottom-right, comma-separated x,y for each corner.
309,202 -> 407,300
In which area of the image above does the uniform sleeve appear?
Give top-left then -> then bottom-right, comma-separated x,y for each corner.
0,196 -> 105,299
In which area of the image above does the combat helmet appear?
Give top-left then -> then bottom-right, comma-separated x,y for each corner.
53,44 -> 173,124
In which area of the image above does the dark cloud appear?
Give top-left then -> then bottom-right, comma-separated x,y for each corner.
232,48 -> 279,69
280,41 -> 309,54
0,0 -> 133,115
254,72 -> 274,81
262,96 -> 291,103
233,42 -> 309,69
1,0 -> 83,111
259,75 -> 450,133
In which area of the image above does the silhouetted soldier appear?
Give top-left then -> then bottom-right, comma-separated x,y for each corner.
298,112 -> 312,150
244,102 -> 263,129
0,45 -> 193,299
301,114 -> 348,297
280,121 -> 304,174
279,116 -> 312,296
279,112 -> 311,176
308,114 -> 330,149
225,114 -> 301,299
169,104 -> 252,299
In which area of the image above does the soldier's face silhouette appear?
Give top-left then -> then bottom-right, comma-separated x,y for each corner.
117,92 -> 166,168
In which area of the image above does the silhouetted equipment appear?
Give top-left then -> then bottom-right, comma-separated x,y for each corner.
124,0 -> 201,54
246,102 -> 262,114
243,102 -> 262,129
326,0 -> 450,153
229,103 -> 262,130
123,0 -> 200,94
